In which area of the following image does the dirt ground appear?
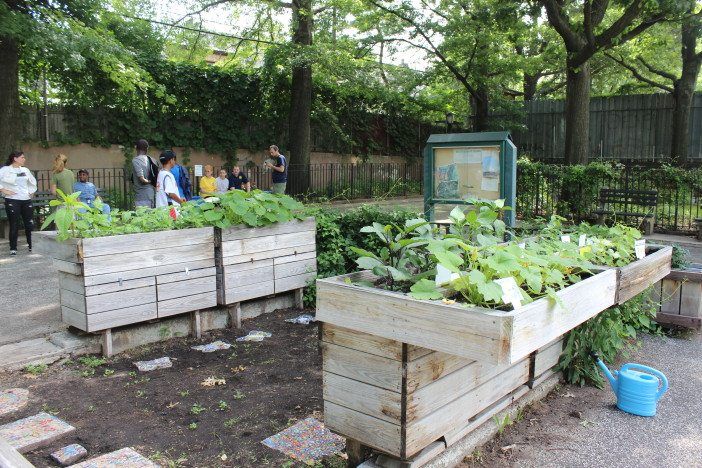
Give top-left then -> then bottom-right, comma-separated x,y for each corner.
0,307 -> 345,468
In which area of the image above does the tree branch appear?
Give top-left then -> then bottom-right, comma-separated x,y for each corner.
637,56 -> 678,81
542,0 -> 582,51
605,52 -> 673,92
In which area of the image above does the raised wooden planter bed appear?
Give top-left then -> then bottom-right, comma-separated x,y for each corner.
215,218 -> 316,323
317,269 -> 616,365
654,265 -> 702,329
322,323 -> 564,462
35,228 -> 217,351
614,244 -> 672,304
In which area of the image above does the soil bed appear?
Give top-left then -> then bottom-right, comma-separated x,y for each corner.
0,308 -> 343,467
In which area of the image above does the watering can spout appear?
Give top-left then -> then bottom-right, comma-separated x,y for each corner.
590,352 -> 618,392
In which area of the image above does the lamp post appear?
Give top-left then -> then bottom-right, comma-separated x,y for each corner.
445,112 -> 454,134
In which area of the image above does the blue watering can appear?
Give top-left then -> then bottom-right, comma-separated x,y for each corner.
591,352 -> 668,417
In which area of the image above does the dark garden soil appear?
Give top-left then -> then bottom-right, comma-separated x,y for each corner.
0,308 -> 345,468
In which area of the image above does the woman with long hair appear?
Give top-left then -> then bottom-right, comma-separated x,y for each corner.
50,153 -> 74,197
0,151 -> 37,255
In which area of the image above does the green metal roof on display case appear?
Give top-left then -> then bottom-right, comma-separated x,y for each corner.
426,132 -> 513,144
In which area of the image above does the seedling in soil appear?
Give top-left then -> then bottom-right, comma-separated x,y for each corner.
41,403 -> 59,415
224,418 -> 240,428
103,369 -> 115,376
179,390 -> 190,398
151,451 -> 187,468
25,363 -> 48,375
261,358 -> 276,365
81,369 -> 95,378
87,405 -> 95,412
79,356 -> 106,368
188,422 -> 198,431
493,414 -> 513,435
128,371 -> 137,378
218,400 -> 229,411
63,359 -> 75,366
228,352 -> 238,360
136,390 -> 146,398
191,403 -> 206,415
232,390 -> 245,400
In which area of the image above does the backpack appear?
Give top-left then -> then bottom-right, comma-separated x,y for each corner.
146,156 -> 159,187
175,164 -> 192,200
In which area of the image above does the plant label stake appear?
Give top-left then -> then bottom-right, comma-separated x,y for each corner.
435,264 -> 460,286
578,234 -> 587,247
635,239 -> 646,259
518,242 -> 526,249
561,235 -> 571,243
495,277 -> 522,309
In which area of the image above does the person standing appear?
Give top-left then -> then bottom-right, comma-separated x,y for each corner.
0,151 -> 37,255
169,156 -> 192,201
156,151 -> 186,208
131,139 -> 157,208
199,165 -> 217,196
264,145 -> 287,194
50,154 -> 74,197
228,165 -> 250,192
216,169 -> 229,194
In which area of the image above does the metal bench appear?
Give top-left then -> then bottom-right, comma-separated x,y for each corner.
593,188 -> 658,235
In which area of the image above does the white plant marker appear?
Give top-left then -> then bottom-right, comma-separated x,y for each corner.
635,239 -> 646,259
495,277 -> 522,309
561,235 -> 571,243
435,264 -> 460,286
578,234 -> 587,247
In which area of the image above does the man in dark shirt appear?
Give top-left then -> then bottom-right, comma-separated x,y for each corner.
264,145 -> 287,194
228,166 -> 250,192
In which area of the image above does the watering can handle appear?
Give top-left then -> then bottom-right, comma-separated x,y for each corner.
621,363 -> 669,399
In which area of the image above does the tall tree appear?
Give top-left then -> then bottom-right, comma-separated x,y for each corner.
541,0 -> 677,164
606,4 -> 702,162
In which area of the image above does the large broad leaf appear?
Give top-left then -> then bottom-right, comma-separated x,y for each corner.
428,244 -> 463,273
387,266 -> 411,281
349,246 -> 380,260
360,222 -> 389,243
204,210 -> 224,222
477,279 -> 504,303
483,250 -> 521,274
521,267 -> 543,294
449,206 -> 466,223
356,256 -> 384,270
409,279 -> 444,300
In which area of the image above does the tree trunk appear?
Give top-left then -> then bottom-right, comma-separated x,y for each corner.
0,34 -> 22,158
523,73 -> 538,101
470,88 -> 490,132
288,0 -> 312,194
563,60 -> 591,165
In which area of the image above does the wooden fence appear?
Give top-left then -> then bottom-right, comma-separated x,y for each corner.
507,93 -> 702,161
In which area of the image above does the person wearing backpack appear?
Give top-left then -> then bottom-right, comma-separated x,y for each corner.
131,139 -> 158,208
169,155 -> 192,201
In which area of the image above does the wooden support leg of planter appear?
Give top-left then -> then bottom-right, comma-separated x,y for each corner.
191,310 -> 202,339
295,288 -> 304,310
229,303 -> 242,329
345,439 -> 371,468
643,217 -> 654,236
102,329 -> 113,358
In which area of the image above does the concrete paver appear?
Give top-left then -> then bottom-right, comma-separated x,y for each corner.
0,412 -> 75,453
0,389 -> 29,417
68,447 -> 158,467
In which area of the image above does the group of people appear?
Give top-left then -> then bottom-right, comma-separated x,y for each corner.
0,140 -> 288,256
131,139 -> 288,209
0,151 -> 107,256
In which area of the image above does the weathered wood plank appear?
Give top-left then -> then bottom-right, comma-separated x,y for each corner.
323,371 -> 402,424
223,281 -> 275,304
158,291 -> 217,318
405,352 -> 474,393
275,272 -> 316,293
274,258 -> 317,279
223,265 -> 274,289
85,286 -> 156,314
220,218 -> 316,241
82,243 -> 214,276
322,324 -> 403,361
80,227 -> 213,257
322,342 -> 403,392
316,273 -> 510,364
679,281 -> 702,318
404,359 -> 530,458
533,338 -> 563,377
274,250 -> 316,265
660,278 -> 682,314
83,259 -> 214,286
222,230 -> 316,258
656,312 -> 702,329
617,245 -> 672,303
324,401 -> 401,457
53,258 -> 83,276
60,288 -> 86,313
34,232 -> 82,262
61,305 -> 87,330
86,303 -> 157,332
509,269 -> 617,363
156,267 -> 217,284
58,272 -> 85,295
156,276 -> 216,301
221,243 -> 315,266
85,277 -> 155,296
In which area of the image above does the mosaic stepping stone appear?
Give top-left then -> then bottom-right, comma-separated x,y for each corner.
0,412 -> 75,453
69,447 -> 158,467
133,357 -> 172,372
262,417 -> 345,465
0,388 -> 29,417
191,341 -> 231,353
52,444 -> 88,466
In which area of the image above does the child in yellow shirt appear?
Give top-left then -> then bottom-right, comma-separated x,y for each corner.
199,164 -> 217,196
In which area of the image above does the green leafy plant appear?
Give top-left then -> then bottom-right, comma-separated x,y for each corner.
190,403 -> 206,415
671,244 -> 690,269
24,363 -> 48,375
79,356 -> 107,368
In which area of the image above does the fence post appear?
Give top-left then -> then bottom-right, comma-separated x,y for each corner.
368,164 -> 374,198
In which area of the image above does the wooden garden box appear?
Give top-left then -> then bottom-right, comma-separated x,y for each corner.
653,266 -> 702,329
316,269 -> 617,365
216,218 -> 317,305
614,244 -> 672,304
34,228 -> 217,333
322,324 -> 564,461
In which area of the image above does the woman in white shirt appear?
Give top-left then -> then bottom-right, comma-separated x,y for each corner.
0,151 -> 38,255
156,151 -> 186,208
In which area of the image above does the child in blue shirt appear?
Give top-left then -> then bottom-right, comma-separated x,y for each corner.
73,169 -> 110,214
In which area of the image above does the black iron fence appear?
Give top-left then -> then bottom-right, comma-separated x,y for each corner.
516,163 -> 702,232
33,162 -> 424,211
